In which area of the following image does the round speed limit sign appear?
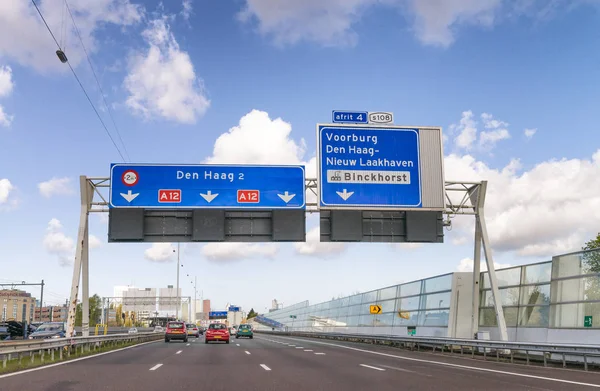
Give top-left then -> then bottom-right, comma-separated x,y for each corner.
122,170 -> 139,186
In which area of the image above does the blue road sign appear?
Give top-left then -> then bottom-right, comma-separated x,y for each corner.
109,164 -> 305,209
209,311 -> 228,319
228,306 -> 240,312
318,124 -> 422,208
332,110 -> 368,124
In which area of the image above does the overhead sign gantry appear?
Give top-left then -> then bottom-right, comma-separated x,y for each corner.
68,109 -> 509,346
316,119 -> 445,243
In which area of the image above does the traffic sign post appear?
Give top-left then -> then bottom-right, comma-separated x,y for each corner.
332,110 -> 368,124
317,123 -> 444,210
318,124 -> 424,209
369,305 -> 382,314
209,311 -> 228,319
109,164 -> 305,209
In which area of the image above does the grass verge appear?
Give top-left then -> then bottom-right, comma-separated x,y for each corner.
0,338 -> 159,375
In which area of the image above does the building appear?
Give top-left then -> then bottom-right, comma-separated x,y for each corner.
257,248 -> 600,345
34,305 -> 67,323
158,286 -> 182,314
0,289 -> 36,323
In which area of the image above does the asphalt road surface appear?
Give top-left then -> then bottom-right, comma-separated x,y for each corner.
2,334 -> 600,390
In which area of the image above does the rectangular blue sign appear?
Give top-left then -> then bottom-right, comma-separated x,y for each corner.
209,311 -> 227,318
318,124 -> 422,208
332,110 -> 368,124
228,306 -> 240,312
109,164 -> 305,209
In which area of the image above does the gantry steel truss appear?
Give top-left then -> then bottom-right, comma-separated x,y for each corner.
68,176 -> 507,342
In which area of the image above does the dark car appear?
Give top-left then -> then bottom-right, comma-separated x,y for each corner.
28,322 -> 67,340
165,321 -> 188,343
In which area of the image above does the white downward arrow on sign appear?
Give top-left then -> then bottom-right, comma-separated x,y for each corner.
336,189 -> 354,201
120,190 -> 139,203
200,190 -> 218,203
277,191 -> 296,203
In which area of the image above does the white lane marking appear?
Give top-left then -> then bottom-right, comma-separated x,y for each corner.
268,337 -> 600,388
379,364 -> 424,376
176,350 -> 182,355
304,350 -> 313,352
236,344 -> 241,347
245,351 -> 251,355
360,364 -> 386,371
260,364 -> 271,371
315,353 -> 326,355
0,339 -> 161,379
149,364 -> 163,371
186,343 -> 191,346
295,347 -> 304,349
289,344 -> 296,346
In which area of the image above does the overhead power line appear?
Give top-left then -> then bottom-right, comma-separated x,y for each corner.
64,0 -> 131,161
31,0 -> 126,162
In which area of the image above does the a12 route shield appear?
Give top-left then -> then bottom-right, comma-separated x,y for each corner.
109,164 -> 305,209
318,125 -> 422,208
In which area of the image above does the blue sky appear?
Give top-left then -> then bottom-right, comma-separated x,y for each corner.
1,0 -> 599,312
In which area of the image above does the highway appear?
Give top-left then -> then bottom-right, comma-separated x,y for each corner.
2,334 -> 600,390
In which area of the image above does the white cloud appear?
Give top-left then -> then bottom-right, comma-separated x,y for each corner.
445,150 -> 600,257
0,178 -> 14,204
44,218 -> 102,266
0,65 -> 14,127
0,0 -> 142,73
206,109 -> 309,166
238,0 -> 378,47
294,226 -> 346,257
0,65 -> 14,97
201,242 -> 278,262
181,0 -> 193,20
408,0 -> 501,47
89,235 -> 102,249
124,16 -> 210,124
457,257 -> 511,273
43,218 -> 75,267
238,0 -> 579,48
144,243 -> 176,263
38,177 -> 74,198
452,110 -> 478,150
524,128 -> 537,139
205,109 -> 317,205
0,105 -> 12,127
479,112 -> 510,148
450,111 -> 511,151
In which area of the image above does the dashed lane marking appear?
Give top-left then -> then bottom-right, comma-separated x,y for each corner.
360,364 -> 385,371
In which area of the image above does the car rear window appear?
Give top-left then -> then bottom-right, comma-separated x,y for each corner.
239,325 -> 250,330
209,323 -> 226,330
168,322 -> 184,329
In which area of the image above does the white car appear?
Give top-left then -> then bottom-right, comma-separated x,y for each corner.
153,326 -> 164,333
229,326 -> 237,335
128,327 -> 138,334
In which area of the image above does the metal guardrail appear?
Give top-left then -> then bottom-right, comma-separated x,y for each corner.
0,332 -> 163,369
256,331 -> 600,371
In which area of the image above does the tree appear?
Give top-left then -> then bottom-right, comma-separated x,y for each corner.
246,308 -> 258,319
582,233 -> 600,273
74,294 -> 102,327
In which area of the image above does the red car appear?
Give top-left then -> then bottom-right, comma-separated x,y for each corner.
205,323 -> 230,344
165,321 -> 188,343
